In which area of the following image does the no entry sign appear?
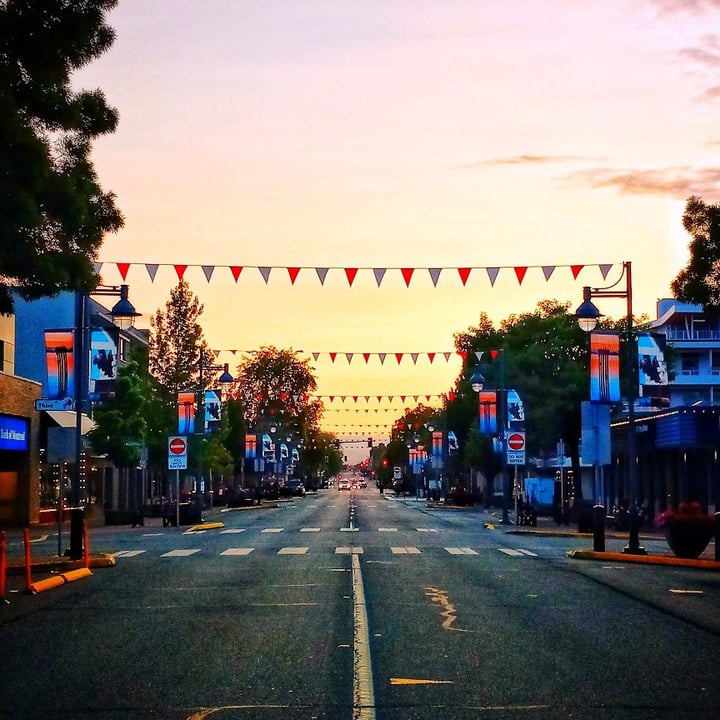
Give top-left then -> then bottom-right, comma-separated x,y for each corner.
506,431 -> 525,466
168,435 -> 188,470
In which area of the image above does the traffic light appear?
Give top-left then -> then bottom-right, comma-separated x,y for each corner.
382,458 -> 388,467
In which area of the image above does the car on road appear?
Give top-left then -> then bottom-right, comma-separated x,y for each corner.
281,479 -> 306,497
227,486 -> 257,507
338,478 -> 351,490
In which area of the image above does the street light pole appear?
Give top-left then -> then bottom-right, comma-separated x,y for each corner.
576,261 -> 645,555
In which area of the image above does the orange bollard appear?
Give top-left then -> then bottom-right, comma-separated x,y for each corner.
1,530 -> 7,604
24,528 -> 32,593
83,520 -> 89,569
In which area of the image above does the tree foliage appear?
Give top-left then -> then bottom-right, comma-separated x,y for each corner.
88,348 -> 146,468
0,0 -> 123,314
234,346 -> 321,429
671,195 -> 720,311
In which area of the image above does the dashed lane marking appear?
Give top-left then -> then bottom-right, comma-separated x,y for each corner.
220,529 -> 246,534
390,547 -> 422,554
378,527 -> 398,532
161,549 -> 201,557
220,548 -> 254,556
112,550 -> 146,558
416,528 -> 440,533
336,547 -> 364,554
261,528 -> 284,533
300,527 -> 321,532
445,547 -> 478,555
277,547 -> 310,555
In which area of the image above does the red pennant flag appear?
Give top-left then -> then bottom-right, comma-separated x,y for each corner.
116,262 -> 130,281
571,265 -> 584,279
458,350 -> 467,361
395,353 -> 404,364
287,267 -> 301,284
329,395 -> 335,403
230,266 -> 243,282
376,396 -> 383,403
427,352 -> 435,364
458,267 -> 471,286
174,264 -> 188,280
514,266 -> 527,284
345,268 -> 358,286
352,396 -> 358,403
401,268 -> 414,287
400,395 -> 406,402
329,352 -> 337,363
363,353 -> 371,363
491,349 -> 499,360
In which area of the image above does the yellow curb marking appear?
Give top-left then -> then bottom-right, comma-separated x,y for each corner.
186,522 -> 224,532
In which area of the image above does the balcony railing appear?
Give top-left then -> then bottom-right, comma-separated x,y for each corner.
665,328 -> 720,341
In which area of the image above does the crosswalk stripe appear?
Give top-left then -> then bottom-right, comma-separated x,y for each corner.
498,548 -> 524,556
336,547 -> 363,554
278,547 -> 310,555
378,527 -> 398,532
161,549 -> 201,557
220,548 -> 254,556
517,549 -> 538,556
112,550 -> 146,557
261,528 -> 284,533
416,528 -> 440,533
445,547 -> 478,555
221,528 -> 246,534
390,547 -> 421,554
300,527 -> 321,532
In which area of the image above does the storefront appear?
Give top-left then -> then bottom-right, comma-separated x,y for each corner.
0,373 -> 41,526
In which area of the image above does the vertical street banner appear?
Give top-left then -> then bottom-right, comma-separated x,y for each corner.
506,389 -> 525,427
431,431 -> 443,469
478,390 -> 497,434
44,330 -> 75,403
90,328 -> 118,398
177,391 -> 195,434
637,333 -> 670,408
244,433 -> 257,460
261,433 -> 273,459
590,331 -> 620,402
204,389 -> 221,432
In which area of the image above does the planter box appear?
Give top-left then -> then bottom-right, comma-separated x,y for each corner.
665,521 -> 713,559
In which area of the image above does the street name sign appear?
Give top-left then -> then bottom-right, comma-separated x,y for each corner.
168,435 -> 188,470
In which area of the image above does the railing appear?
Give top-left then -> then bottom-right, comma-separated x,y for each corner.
665,328 -> 720,341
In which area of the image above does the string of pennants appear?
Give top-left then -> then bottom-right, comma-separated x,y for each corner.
98,261 -> 615,287
209,349 -> 481,365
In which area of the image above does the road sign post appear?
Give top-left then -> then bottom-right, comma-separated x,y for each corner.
168,435 -> 188,471
506,431 -> 525,465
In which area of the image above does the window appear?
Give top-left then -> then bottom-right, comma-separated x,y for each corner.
680,353 -> 700,376
712,350 -> 720,376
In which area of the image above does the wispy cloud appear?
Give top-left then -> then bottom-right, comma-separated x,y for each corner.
458,154 -> 603,169
678,46 -> 720,67
647,0 -> 720,14
565,166 -> 720,198
699,84 -> 720,101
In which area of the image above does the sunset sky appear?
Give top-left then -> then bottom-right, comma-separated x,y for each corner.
73,0 -> 720,459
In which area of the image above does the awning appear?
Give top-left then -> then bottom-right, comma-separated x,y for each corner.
45,410 -> 96,435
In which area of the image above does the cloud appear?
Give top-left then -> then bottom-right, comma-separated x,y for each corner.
699,84 -> 720,101
678,46 -> 720,67
564,166 -> 720,198
458,154 -> 603,168
647,0 -> 720,13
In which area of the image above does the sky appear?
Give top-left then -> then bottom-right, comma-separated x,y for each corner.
73,0 -> 720,462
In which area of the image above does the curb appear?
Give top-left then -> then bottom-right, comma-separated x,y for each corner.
5,553 -> 117,576
185,522 -> 224,532
220,503 -> 281,513
567,549 -> 720,569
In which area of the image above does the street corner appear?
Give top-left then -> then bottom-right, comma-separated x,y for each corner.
567,548 -> 720,570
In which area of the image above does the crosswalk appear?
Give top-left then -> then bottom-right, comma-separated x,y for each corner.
112,546 -> 539,559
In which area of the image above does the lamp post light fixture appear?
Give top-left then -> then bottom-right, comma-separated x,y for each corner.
72,284 -> 140,558
575,260 -> 645,555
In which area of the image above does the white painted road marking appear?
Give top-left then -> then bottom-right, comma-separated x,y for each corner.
300,527 -> 321,532
161,549 -> 201,557
445,547 -> 478,555
112,550 -> 146,558
220,528 -> 246,534
390,547 -> 421,555
378,528 -> 398,532
220,548 -> 254,556
336,547 -> 364,554
261,528 -> 284,533
352,553 -> 376,719
277,547 -> 310,555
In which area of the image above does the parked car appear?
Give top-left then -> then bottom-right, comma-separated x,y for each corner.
227,486 -> 257,507
282,479 -> 306,497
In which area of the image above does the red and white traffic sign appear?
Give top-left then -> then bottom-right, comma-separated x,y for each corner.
507,432 -> 525,451
506,431 -> 526,466
168,435 -> 188,470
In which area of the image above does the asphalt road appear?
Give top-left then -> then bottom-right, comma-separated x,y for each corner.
2,488 -> 719,719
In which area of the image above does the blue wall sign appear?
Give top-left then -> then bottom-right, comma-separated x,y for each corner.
0,415 -> 29,451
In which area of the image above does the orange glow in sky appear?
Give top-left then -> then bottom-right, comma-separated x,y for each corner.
73,0 -> 720,461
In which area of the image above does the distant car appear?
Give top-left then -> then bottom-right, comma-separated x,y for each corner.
338,478 -> 350,490
227,486 -> 257,507
283,479 -> 306,497
359,478 -> 367,488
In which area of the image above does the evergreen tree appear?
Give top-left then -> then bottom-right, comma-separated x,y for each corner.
0,0 -> 123,314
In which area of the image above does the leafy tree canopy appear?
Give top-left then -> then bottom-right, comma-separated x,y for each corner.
0,0 -> 123,314
671,195 -> 720,311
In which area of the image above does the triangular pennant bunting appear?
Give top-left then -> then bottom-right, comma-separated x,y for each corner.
316,267 -> 329,285
458,268 -> 471,286
542,266 -> 555,281
345,268 -> 358,286
259,267 -> 271,284
428,268 -> 442,287
486,267 -> 500,286
174,264 -> 187,280
373,268 -> 386,287
230,266 -> 243,282
287,267 -> 300,285
145,263 -> 159,281
116,262 -> 130,281
202,265 -> 214,282
401,268 -> 414,287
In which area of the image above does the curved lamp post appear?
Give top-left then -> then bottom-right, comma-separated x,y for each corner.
575,261 -> 645,555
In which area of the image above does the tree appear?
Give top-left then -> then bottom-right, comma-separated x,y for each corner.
0,0 -> 123,314
234,346 -> 321,430
671,195 -> 720,311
